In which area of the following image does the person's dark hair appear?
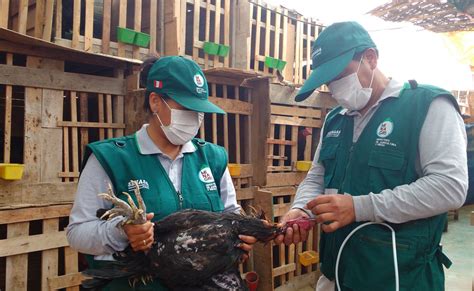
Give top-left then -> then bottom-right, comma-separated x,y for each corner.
140,55 -> 160,112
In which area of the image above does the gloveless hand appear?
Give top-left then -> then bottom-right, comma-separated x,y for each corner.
306,194 -> 355,233
123,213 -> 155,251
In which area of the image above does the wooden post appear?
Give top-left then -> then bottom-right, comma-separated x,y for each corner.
250,78 -> 270,186
233,0 -> 251,70
223,0 -> 230,67
5,222 -> 29,291
263,2 -> 271,74
253,188 -> 274,291
17,0 -> 28,34
253,3 -> 261,71
204,0 -> 211,69
41,219 -> 59,291
55,0 -> 62,40
213,0 -> 221,66
34,0 -> 45,38
70,91 -> 80,182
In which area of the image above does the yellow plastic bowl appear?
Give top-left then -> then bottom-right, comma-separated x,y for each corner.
295,161 -> 312,172
228,163 -> 242,177
0,163 -> 25,180
298,250 -> 319,267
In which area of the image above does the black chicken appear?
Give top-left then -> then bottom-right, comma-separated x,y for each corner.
81,182 -> 291,290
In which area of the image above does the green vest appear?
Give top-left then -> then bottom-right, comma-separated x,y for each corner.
83,134 -> 228,290
319,82 -> 457,291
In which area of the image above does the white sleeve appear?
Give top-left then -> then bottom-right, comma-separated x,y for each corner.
219,168 -> 242,213
353,96 -> 468,223
66,155 -> 129,256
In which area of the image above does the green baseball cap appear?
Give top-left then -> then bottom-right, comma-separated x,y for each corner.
146,56 -> 225,114
295,21 -> 376,102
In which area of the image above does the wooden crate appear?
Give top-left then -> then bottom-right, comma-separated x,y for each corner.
242,1 -> 323,85
0,204 -> 83,291
0,0 -> 161,59
163,0 -> 232,69
0,29 -> 135,205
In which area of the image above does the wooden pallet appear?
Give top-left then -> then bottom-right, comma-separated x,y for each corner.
1,0 -> 160,59
0,204 -> 83,291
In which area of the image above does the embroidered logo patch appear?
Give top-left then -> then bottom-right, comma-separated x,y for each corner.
198,167 -> 215,183
326,130 -> 341,138
128,179 -> 150,192
194,74 -> 204,87
377,118 -> 393,138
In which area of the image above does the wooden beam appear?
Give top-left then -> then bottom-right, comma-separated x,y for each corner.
0,204 -> 72,224
84,0 -> 94,51
149,0 -> 157,54
118,0 -> 127,57
208,97 -> 253,115
271,104 -> 321,119
271,115 -> 322,128
0,231 -> 69,257
273,263 -> 296,277
42,219 -> 59,291
266,172 -> 306,187
17,0 -> 28,34
34,0 -> 45,38
133,0 -> 142,59
48,273 -> 85,290
0,64 -> 126,95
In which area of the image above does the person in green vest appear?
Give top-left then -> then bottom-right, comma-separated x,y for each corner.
275,22 -> 467,291
67,56 -> 257,290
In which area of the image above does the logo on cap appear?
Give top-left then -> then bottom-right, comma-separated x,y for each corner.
312,47 -> 322,59
194,74 -> 204,87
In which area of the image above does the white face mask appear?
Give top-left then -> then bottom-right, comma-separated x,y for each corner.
154,98 -> 204,145
328,56 -> 375,111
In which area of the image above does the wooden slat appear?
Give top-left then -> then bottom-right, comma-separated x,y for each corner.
17,0 -> 28,34
304,132 -> 312,161
266,172 -> 306,187
42,219 -> 59,291
288,243 -> 295,280
267,139 -> 296,146
79,93 -> 89,160
4,53 -> 12,163
5,222 -> 29,291
267,155 -> 288,161
265,186 -> 296,197
236,187 -> 254,201
149,0 -> 157,54
133,0 -> 143,59
306,21 -> 311,80
0,64 -> 127,95
0,231 -> 68,257
223,0 -> 230,67
118,0 -> 127,57
263,2 -> 271,74
274,203 -> 290,217
247,3 -> 254,71
253,3 -> 261,70
106,94 -> 113,137
268,124 -> 275,167
55,0 -> 62,39
63,126 -> 70,181
278,125 -> 285,167
223,85 -> 229,151
271,104 -> 321,118
279,242 -> 286,283
273,263 -> 295,277
64,247 -> 80,291
58,172 -> 80,178
0,204 -> 72,224
70,92 -> 79,183
49,273 -> 84,290
208,97 -> 252,115
204,0 -> 211,69
192,0 -> 201,60
43,0 -> 54,41
72,0 -> 81,48
274,6 -> 281,60
296,242 -> 303,275
113,94 -> 125,137
267,166 -> 292,172
271,115 -> 321,128
84,0 -> 94,51
34,0 -> 45,38
213,0 -> 221,66
98,94 -> 105,139
102,0 -> 112,54
0,0 -> 9,28
291,126 -> 298,167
